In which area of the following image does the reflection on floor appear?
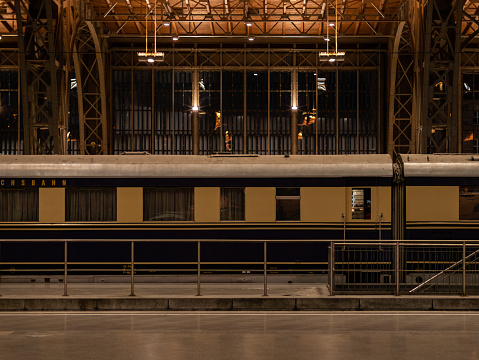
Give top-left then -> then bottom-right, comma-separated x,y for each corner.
0,312 -> 478,360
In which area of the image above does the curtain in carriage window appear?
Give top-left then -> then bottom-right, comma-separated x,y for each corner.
0,188 -> 38,221
220,188 -> 245,221
143,187 -> 194,221
66,188 -> 117,222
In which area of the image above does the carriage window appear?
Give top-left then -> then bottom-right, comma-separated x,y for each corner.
0,188 -> 38,222
352,188 -> 371,219
460,186 -> 479,220
66,188 -> 117,222
220,188 -> 245,221
144,187 -> 194,221
276,188 -> 300,221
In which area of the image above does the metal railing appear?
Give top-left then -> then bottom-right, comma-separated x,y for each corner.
0,239 -> 328,297
2,238 -> 479,296
331,240 -> 479,295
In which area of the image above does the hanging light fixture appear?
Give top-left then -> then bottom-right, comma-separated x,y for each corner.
138,0 -> 164,63
320,0 -> 345,62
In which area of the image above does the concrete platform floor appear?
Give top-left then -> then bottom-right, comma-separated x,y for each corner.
0,311 -> 478,360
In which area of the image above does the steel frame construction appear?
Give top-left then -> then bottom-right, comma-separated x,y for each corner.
73,20 -> 108,155
15,0 -> 66,155
89,0 -> 400,39
420,0 -> 462,154
111,45 -> 383,68
110,46 -> 381,155
387,0 -> 414,158
4,0 -> 479,155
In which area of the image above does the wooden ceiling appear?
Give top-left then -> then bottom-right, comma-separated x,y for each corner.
90,0 -> 403,41
0,0 -> 479,45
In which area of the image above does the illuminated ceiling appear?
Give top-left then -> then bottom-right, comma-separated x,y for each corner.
1,0 -> 479,45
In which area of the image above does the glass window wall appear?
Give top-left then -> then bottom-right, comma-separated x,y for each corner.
462,73 -> 479,154
0,70 -> 20,154
247,71 -> 268,154
199,71 -> 221,154
111,68 -> 377,155
270,71 -> 291,154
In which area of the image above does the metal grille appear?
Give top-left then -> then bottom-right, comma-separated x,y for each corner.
331,241 -> 479,295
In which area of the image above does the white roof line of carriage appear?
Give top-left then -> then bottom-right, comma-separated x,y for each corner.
0,155 -> 393,178
401,154 -> 479,177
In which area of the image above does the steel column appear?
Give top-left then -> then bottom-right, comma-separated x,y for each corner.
291,69 -> 298,155
15,0 -> 65,154
421,0 -> 463,153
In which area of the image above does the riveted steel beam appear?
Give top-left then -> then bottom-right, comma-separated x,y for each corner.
420,0 -> 463,154
15,0 -> 65,154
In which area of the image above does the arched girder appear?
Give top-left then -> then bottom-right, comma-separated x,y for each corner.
388,20 -> 415,159
72,20 -> 108,155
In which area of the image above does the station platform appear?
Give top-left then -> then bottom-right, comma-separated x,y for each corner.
1,280 -> 479,311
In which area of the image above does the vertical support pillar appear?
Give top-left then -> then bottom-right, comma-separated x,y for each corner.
330,241 -> 335,296
192,58 -> 199,155
196,241 -> 201,296
335,69 -> 339,154
193,111 -> 199,155
243,69 -> 247,154
452,1 -> 464,153
15,0 -> 65,154
462,241 -> 466,296
421,0 -> 463,153
130,241 -> 135,296
263,241 -> 268,296
63,241 -> 68,296
291,69 -> 298,155
395,241 -> 400,295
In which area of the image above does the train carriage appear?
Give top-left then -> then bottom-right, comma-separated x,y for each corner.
396,154 -> 479,240
0,154 -> 393,275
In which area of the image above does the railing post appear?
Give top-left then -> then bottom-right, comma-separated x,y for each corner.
263,241 -> 268,296
130,241 -> 135,296
330,241 -> 335,296
63,241 -> 68,297
395,240 -> 400,296
379,213 -> 383,242
463,240 -> 466,297
196,241 -> 201,296
0,241 -> 2,297
379,213 -> 383,251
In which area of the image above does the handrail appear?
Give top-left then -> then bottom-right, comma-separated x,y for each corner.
408,247 -> 479,293
0,239 -> 477,244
